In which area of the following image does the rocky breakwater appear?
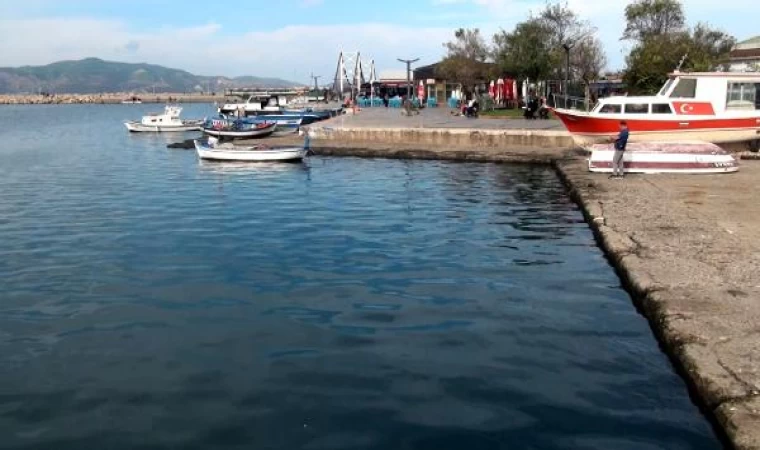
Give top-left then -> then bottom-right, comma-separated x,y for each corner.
0,93 -> 226,105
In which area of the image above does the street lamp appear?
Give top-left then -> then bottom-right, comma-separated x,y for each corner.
398,57 -> 420,99
562,43 -> 572,109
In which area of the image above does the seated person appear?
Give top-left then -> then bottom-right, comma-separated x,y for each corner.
538,97 -> 550,119
523,98 -> 536,119
466,98 -> 479,117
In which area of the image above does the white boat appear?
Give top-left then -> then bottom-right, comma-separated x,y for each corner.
125,106 -> 202,132
587,141 -> 739,174
121,97 -> 143,104
553,71 -> 760,148
201,120 -> 277,139
194,138 -> 307,162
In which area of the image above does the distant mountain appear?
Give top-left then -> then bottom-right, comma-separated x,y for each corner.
0,58 -> 304,94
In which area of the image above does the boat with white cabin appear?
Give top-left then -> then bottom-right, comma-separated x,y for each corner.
124,105 -> 202,132
553,71 -> 760,148
194,137 -> 307,162
587,141 -> 738,174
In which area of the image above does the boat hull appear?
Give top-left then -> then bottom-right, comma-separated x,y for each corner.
201,123 -> 276,139
553,108 -> 760,146
194,140 -> 306,162
125,121 -> 201,132
587,141 -> 739,174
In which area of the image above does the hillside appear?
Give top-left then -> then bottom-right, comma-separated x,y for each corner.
0,58 -> 303,94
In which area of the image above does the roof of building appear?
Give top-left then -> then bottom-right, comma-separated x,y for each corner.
730,48 -> 760,60
377,69 -> 407,81
735,36 -> 760,50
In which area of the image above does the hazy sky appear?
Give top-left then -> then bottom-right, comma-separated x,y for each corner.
0,0 -> 755,83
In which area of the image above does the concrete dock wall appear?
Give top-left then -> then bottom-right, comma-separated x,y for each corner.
307,126 -> 575,150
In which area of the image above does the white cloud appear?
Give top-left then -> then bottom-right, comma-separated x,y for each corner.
0,0 -> 755,79
0,19 -> 451,82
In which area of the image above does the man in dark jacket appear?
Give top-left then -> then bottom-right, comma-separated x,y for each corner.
611,121 -> 629,178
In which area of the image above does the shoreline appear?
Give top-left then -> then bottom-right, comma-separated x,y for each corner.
0,93 -> 229,105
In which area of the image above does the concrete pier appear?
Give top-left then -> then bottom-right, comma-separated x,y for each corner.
558,161 -> 760,450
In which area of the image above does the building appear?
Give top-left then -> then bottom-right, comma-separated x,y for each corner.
729,36 -> 760,72
413,61 -> 497,103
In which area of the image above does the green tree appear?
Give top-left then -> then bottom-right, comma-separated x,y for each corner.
492,18 -> 554,81
622,0 -> 685,41
622,0 -> 735,94
436,28 -> 492,92
623,27 -> 734,94
687,22 -> 736,70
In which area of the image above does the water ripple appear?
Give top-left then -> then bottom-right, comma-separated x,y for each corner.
0,105 -> 719,449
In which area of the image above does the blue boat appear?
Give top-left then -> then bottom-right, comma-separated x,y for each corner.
201,118 -> 277,139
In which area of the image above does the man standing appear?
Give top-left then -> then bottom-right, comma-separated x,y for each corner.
611,121 -> 629,178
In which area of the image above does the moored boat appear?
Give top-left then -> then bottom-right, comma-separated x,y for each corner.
201,118 -> 277,139
553,71 -> 760,147
194,138 -> 307,162
125,105 -> 203,132
587,141 -> 739,174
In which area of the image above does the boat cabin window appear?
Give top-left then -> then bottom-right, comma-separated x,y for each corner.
624,103 -> 649,114
651,103 -> 673,114
658,79 -> 675,96
669,78 -> 697,98
726,82 -> 757,110
598,103 -> 621,114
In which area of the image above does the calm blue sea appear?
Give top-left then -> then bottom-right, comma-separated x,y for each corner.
0,104 -> 720,449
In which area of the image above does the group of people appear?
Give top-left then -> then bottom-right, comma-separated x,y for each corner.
522,95 -> 550,119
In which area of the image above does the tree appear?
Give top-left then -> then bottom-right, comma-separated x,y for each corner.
623,25 -> 734,94
492,19 -> 555,81
538,1 -> 596,80
622,0 -> 685,41
687,22 -> 736,71
436,28 -> 492,92
621,0 -> 735,94
571,36 -> 606,109
444,28 -> 489,62
573,37 -> 607,84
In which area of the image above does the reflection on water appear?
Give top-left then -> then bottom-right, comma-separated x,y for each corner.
197,159 -> 311,175
0,105 -> 720,450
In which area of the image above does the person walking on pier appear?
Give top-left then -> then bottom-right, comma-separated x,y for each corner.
611,121 -> 629,178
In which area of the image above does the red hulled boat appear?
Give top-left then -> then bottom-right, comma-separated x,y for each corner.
552,71 -> 760,147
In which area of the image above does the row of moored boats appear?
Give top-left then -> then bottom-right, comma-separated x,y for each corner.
124,98 -> 342,162
125,70 -> 760,173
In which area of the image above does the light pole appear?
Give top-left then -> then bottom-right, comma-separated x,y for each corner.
562,43 -> 572,109
310,73 -> 322,99
397,57 -> 420,99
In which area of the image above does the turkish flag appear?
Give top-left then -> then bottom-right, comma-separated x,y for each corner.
672,102 -> 714,116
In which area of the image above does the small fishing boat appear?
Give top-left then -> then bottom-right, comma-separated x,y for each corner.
201,118 -> 276,139
587,141 -> 739,174
125,105 -> 202,132
194,137 -> 308,162
238,116 -> 303,133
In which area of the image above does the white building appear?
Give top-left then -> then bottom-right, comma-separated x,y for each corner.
730,36 -> 760,72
